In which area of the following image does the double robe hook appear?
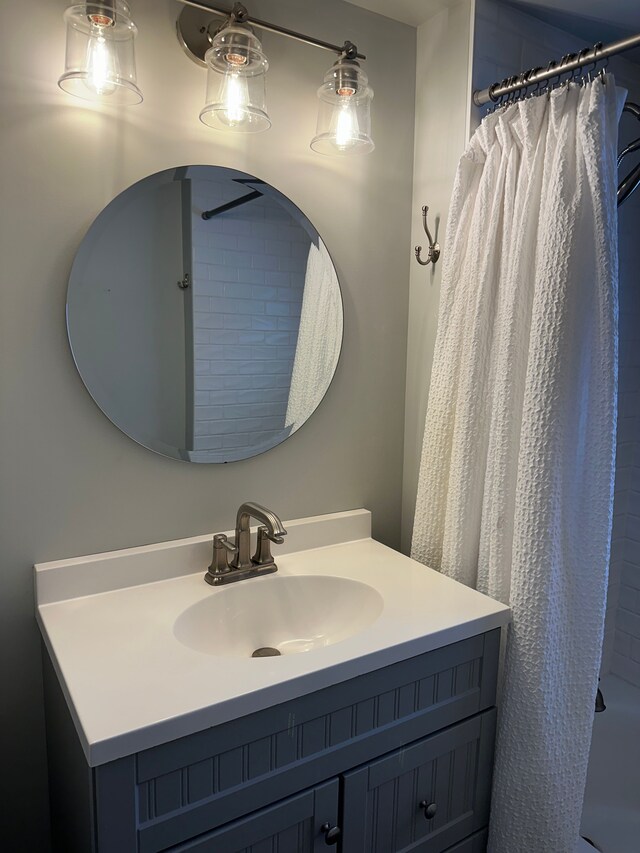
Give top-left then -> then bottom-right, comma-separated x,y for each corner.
415,205 -> 440,266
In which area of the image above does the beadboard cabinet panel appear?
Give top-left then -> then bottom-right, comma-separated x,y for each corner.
342,710 -> 496,852
165,779 -> 339,853
136,632 -> 499,852
43,630 -> 501,853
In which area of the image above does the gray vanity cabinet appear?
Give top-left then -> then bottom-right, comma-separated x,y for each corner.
165,780 -> 340,852
44,629 -> 500,853
341,710 -> 495,852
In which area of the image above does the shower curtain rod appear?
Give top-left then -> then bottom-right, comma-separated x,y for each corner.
473,31 -> 640,106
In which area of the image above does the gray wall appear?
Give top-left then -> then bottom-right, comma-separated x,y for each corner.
401,0 -> 475,552
0,0 -> 415,847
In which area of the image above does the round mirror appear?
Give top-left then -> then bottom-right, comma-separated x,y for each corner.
67,166 -> 343,462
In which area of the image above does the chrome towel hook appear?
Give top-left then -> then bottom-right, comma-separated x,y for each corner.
415,205 -> 440,266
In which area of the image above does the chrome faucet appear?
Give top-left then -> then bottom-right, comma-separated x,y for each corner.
205,502 -> 287,586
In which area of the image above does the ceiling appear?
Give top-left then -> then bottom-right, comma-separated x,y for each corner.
345,0 -> 640,66
505,1 -> 639,60
345,0 -> 639,33
505,0 -> 638,33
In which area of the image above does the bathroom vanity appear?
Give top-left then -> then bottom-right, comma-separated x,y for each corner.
36,510 -> 509,852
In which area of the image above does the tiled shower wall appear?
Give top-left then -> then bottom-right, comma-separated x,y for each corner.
608,186 -> 640,687
189,174 -> 310,462
473,0 -> 640,686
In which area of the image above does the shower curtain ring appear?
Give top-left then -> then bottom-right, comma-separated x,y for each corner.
558,54 -> 575,88
495,79 -> 509,112
575,47 -> 590,85
541,60 -> 555,96
589,42 -> 604,84
527,68 -> 542,98
598,52 -> 609,85
415,205 -> 440,267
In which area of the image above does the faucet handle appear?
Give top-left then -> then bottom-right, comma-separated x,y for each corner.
205,534 -> 237,585
252,526 -> 275,565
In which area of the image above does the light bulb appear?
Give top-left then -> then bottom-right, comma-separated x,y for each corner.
59,4 -> 142,105
85,25 -> 118,96
333,96 -> 360,150
219,71 -> 250,127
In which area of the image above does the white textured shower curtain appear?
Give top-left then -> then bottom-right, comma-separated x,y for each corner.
412,77 -> 623,851
286,238 -> 342,431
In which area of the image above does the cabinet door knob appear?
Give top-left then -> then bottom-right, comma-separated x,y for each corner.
320,822 -> 341,845
419,800 -> 437,820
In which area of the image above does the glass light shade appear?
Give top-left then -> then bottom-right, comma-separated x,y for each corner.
311,57 -> 374,155
199,23 -> 270,132
58,2 -> 142,105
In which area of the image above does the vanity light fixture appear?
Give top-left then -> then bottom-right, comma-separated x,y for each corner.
176,0 -> 374,153
58,1 -> 143,104
200,10 -> 270,132
311,45 -> 374,155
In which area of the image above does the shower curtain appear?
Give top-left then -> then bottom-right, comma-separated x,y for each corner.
412,77 -> 623,851
285,238 -> 342,432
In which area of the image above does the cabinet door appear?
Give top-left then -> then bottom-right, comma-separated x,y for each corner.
342,709 -> 496,853
166,779 -> 339,853
444,829 -> 488,852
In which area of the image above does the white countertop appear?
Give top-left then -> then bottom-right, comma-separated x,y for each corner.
35,510 -> 510,766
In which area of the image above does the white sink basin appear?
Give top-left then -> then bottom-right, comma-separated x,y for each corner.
173,574 -> 384,657
35,509 -> 510,765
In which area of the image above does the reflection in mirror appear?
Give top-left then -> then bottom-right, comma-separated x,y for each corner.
67,166 -> 343,462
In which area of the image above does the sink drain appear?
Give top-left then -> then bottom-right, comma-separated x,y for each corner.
251,647 -> 281,658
